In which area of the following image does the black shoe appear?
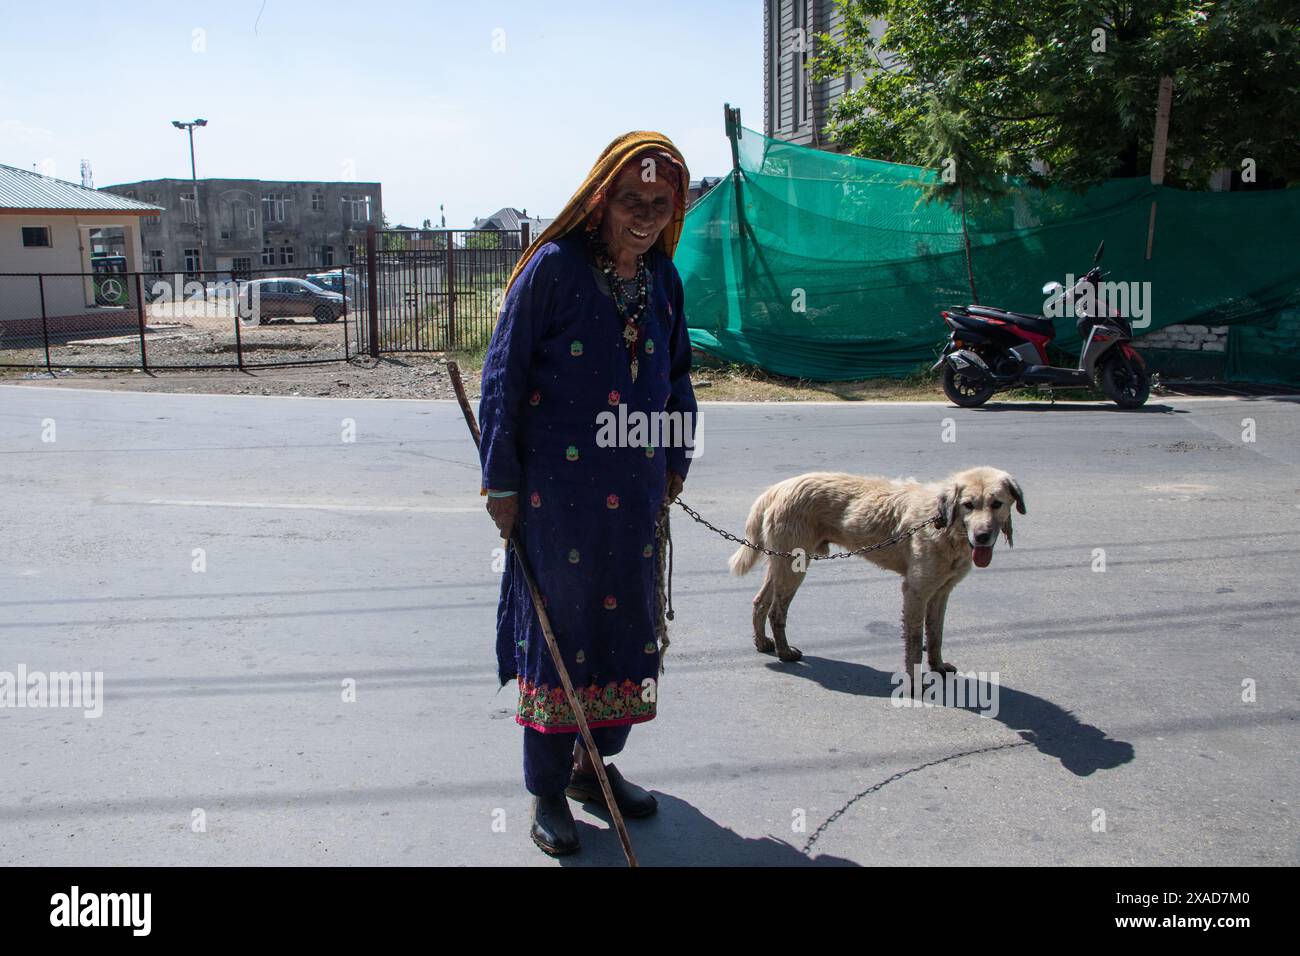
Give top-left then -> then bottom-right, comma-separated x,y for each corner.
566,763 -> 658,818
530,793 -> 580,856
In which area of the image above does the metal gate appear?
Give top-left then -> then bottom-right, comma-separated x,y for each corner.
350,223 -> 529,356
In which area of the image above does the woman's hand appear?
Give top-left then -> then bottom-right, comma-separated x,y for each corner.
666,471 -> 684,503
486,493 -> 519,540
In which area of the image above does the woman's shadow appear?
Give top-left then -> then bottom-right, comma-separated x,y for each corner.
558,793 -> 859,867
772,656 -> 1134,777
555,661 -> 1130,865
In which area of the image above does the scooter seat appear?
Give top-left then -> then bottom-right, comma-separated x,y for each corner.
964,305 -> 1057,337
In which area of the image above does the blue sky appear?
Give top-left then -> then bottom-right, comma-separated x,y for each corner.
0,0 -> 761,226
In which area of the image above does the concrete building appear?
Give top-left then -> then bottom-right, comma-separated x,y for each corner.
689,177 -> 724,206
0,162 -> 161,339
100,177 -> 382,277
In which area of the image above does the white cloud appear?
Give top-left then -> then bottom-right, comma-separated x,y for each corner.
0,119 -> 56,145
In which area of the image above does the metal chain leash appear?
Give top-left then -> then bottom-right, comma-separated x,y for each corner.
671,498 -> 941,561
654,497 -> 941,666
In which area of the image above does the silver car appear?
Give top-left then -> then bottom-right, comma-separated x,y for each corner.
239,278 -> 347,325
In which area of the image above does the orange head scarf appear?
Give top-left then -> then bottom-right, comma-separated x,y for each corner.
501,130 -> 690,304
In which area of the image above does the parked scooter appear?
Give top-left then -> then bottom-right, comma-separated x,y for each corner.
932,241 -> 1150,409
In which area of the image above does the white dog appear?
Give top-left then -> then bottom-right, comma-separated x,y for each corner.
730,467 -> 1025,675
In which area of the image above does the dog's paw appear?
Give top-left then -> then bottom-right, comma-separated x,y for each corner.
754,637 -> 776,654
777,645 -> 803,663
929,660 -> 957,674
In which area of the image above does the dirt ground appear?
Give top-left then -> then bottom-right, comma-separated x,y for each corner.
0,329 -> 1237,402
1,308 -> 951,399
0,350 -> 960,402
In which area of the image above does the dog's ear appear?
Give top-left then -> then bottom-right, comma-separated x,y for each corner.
935,482 -> 962,529
1006,476 -> 1026,515
1002,511 -> 1014,548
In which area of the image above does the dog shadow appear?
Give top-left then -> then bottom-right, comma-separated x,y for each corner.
769,656 -> 1134,777
559,792 -> 858,867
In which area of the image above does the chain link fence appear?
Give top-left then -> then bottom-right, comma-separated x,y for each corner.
0,265 -> 356,371
2,226 -> 528,371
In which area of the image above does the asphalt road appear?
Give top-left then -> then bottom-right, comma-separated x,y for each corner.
1,385 -> 1296,867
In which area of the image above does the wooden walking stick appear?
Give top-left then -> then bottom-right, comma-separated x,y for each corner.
447,361 -> 638,868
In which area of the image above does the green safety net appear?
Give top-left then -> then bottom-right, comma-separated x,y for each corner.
675,126 -> 1300,384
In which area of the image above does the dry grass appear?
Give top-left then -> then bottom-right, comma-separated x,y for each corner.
689,362 -> 946,401
2,345 -> 1103,404
443,354 -> 1069,403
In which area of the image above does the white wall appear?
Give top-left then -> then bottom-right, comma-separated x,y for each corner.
0,213 -> 147,320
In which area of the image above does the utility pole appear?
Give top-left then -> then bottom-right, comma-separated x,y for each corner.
172,118 -> 208,273
723,103 -> 750,324
1145,77 -> 1173,260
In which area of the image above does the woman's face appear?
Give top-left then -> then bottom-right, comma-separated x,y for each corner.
599,159 -> 677,258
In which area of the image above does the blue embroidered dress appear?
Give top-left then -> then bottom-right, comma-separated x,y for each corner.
478,232 -> 698,732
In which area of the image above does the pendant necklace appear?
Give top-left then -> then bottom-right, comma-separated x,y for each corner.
589,233 -> 649,382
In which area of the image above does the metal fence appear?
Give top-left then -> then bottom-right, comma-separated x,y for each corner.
0,264 -> 356,370
350,224 -> 528,356
0,225 -> 527,370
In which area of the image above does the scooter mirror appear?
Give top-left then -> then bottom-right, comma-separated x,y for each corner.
1042,281 -> 1064,295
1093,240 -> 1105,264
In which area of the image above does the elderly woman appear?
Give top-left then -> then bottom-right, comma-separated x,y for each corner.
478,131 -> 698,856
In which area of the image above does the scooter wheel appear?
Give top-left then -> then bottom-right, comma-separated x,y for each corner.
1099,352 -> 1150,409
942,363 -> 995,407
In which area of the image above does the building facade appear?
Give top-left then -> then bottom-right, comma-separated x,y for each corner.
0,162 -> 162,338
100,178 -> 382,277
763,0 -> 884,151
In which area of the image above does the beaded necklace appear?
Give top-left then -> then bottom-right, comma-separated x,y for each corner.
587,231 -> 649,382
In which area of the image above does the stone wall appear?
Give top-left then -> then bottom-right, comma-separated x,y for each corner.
1137,324 -> 1230,352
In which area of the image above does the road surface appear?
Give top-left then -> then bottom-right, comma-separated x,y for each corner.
1,385 -> 1296,866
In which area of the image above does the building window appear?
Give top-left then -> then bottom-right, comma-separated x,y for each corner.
262,193 -> 289,223
184,248 -> 201,273
342,195 -> 371,223
321,245 -> 334,266
261,246 -> 275,266
124,189 -> 136,200
311,191 -> 324,211
146,193 -> 158,204
231,257 -> 252,279
149,250 -> 165,272
247,209 -> 257,230
21,226 -> 51,247
220,226 -> 232,239
180,192 -> 197,223
279,245 -> 295,265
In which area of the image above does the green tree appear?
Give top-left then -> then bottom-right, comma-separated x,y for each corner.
464,229 -> 504,249
811,0 -> 1300,195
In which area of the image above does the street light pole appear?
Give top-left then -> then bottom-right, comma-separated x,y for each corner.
172,118 -> 208,275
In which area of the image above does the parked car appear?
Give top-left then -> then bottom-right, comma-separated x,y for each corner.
306,269 -> 364,299
238,278 -> 347,324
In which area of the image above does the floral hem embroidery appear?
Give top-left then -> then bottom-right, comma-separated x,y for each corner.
516,713 -> 656,734
517,677 -> 655,730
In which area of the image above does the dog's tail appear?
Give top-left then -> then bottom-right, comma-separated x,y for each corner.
728,489 -> 771,577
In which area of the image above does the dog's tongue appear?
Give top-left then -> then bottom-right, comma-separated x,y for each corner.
972,545 -> 993,568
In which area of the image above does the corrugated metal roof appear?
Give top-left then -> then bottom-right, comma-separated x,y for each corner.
0,163 -> 163,213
